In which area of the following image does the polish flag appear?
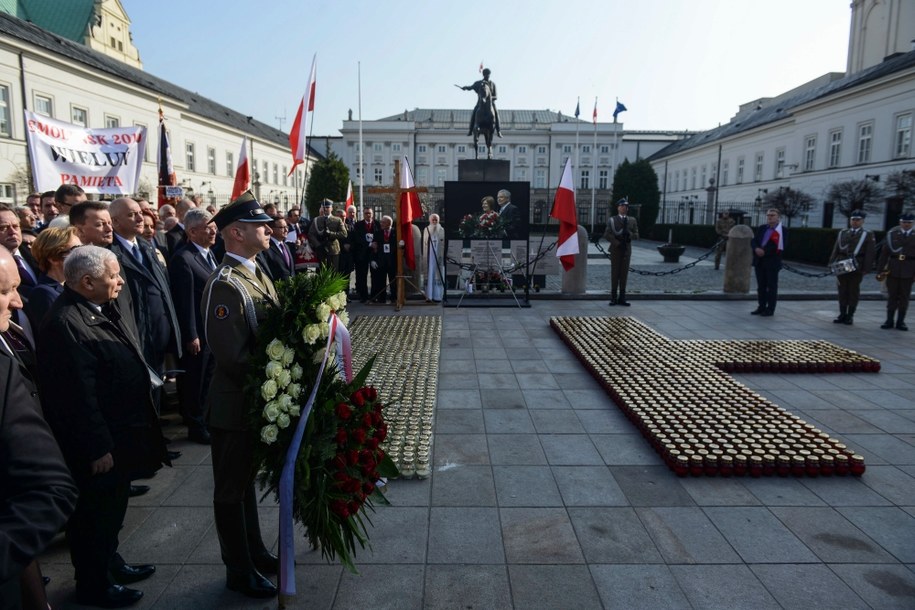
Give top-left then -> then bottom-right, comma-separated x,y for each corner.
230,137 -> 250,201
550,158 -> 579,271
288,54 -> 316,172
400,156 -> 422,269
345,180 -> 354,209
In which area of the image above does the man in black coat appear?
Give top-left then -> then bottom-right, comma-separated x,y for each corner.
750,208 -> 786,317
168,208 -> 218,444
496,189 -> 521,239
260,216 -> 296,283
38,245 -> 169,608
351,207 -> 377,302
0,248 -> 77,610
371,215 -> 398,304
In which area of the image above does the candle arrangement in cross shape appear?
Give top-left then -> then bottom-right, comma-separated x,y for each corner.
551,316 -> 876,478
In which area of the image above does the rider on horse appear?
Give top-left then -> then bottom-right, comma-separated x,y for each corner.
462,68 -> 502,138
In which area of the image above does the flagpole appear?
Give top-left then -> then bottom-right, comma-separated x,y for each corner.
358,61 -> 364,216
590,117 -> 596,234
612,101 -> 620,208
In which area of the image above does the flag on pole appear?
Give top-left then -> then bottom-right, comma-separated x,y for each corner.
400,155 -> 422,270
157,106 -> 176,207
288,54 -> 316,173
345,180 -> 354,209
592,97 -> 598,125
479,60 -> 484,73
574,98 -> 580,119
613,101 -> 627,121
550,158 -> 579,271
230,137 -> 250,201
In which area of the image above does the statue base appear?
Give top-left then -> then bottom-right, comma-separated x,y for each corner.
458,159 -> 510,182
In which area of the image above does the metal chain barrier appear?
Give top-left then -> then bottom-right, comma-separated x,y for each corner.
444,241 -> 558,276
591,238 -> 725,277
781,262 -> 834,278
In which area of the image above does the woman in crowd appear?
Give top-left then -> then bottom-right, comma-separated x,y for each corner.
23,226 -> 80,329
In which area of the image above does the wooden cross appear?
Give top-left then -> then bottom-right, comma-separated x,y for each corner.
366,159 -> 428,310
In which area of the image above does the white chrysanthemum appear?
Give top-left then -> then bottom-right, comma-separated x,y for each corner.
281,347 -> 295,366
260,424 -> 279,444
263,402 -> 280,422
290,364 -> 303,381
265,360 -> 283,380
316,303 -> 331,322
277,369 -> 292,388
265,339 -> 286,361
261,379 -> 278,401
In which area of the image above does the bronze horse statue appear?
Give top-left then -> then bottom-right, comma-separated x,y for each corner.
471,81 -> 495,159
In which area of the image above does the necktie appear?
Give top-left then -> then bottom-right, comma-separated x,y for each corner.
620,217 -> 629,238
131,242 -> 143,264
14,254 -> 36,285
205,250 -> 217,270
279,242 -> 291,267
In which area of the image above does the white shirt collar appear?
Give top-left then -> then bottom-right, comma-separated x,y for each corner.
225,251 -> 257,275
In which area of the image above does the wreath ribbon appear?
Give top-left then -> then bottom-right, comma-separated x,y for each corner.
278,312 -> 353,597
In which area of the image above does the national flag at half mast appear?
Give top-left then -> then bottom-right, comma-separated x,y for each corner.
345,180 -> 354,209
288,54 -> 316,173
574,98 -> 580,119
230,137 -> 250,200
613,100 -> 627,121
156,106 -> 177,207
550,157 -> 579,271
400,155 -> 423,270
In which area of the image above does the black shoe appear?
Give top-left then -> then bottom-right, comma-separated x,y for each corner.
760,310 -> 774,317
608,298 -> 617,306
897,322 -> 909,331
188,429 -> 211,445
166,450 -> 182,461
110,563 -> 155,585
76,584 -> 143,608
226,570 -> 277,598
881,320 -> 895,329
750,308 -> 764,315
843,316 -> 854,325
128,485 -> 150,498
618,300 -> 631,307
252,550 -> 279,576
833,313 -> 847,323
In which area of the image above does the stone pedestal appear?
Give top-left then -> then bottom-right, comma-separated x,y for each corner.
723,224 -> 754,293
409,224 -> 422,294
561,226 -> 589,294
458,159 -> 510,182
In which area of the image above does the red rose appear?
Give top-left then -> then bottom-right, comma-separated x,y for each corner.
366,437 -> 379,450
359,449 -> 374,464
362,413 -> 374,428
366,387 -> 378,402
375,423 -> 388,442
360,463 -> 375,477
332,455 -> 347,470
372,411 -> 384,426
363,482 -> 375,494
350,391 -> 365,407
335,428 -> 348,446
344,479 -> 362,494
333,471 -> 348,482
347,450 -> 359,466
335,403 -> 351,420
351,428 -> 367,445
330,500 -> 349,518
347,501 -> 361,515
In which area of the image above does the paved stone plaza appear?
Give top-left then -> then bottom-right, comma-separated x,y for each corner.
38,252 -> 915,609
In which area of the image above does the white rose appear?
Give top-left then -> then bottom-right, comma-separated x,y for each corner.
337,310 -> 349,326
303,324 -> 322,344
265,360 -> 283,380
282,347 -> 295,366
261,379 -> 278,401
266,339 -> 286,361
263,402 -> 280,422
319,324 -> 330,339
331,291 -> 347,310
276,393 -> 293,412
291,364 -> 303,381
287,383 -> 302,398
313,347 -> 327,364
260,424 -> 279,444
316,303 -> 331,322
277,369 -> 292,388
288,403 -> 301,417
276,413 -> 291,429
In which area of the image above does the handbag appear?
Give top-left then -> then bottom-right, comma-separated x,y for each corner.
830,230 -> 866,276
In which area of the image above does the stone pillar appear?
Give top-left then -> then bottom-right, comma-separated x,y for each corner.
561,225 -> 589,294
723,224 -> 753,293
409,224 -> 422,294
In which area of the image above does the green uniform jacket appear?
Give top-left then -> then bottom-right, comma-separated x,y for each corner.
201,257 -> 278,431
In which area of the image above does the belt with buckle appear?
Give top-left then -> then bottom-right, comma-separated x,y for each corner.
899,254 -> 907,261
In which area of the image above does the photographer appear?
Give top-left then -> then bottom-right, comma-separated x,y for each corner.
599,198 -> 639,306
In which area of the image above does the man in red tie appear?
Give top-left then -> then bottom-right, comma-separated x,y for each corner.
750,209 -> 786,317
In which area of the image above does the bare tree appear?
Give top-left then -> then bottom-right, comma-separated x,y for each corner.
884,170 -> 915,212
825,179 -> 883,218
761,187 -> 815,227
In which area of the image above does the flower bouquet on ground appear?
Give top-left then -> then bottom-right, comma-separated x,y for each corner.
245,267 -> 398,573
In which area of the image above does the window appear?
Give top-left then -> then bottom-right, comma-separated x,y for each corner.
754,153 -> 764,182
580,169 -> 590,190
374,167 -> 383,184
599,169 -> 609,189
736,158 -> 744,184
104,115 -> 120,128
673,170 -> 680,191
516,168 -> 527,182
226,152 -> 234,177
804,136 -> 816,172
894,114 -> 911,158
435,167 -> 447,186
416,167 -> 428,185
262,161 -> 269,184
701,165 -> 707,187
582,145 -> 591,153
34,94 -> 53,117
857,123 -> 872,164
517,145 -> 527,154
282,166 -> 288,186
578,205 -> 588,224
0,183 -> 14,205
828,130 -> 842,168
691,167 -> 697,189
417,145 -> 427,153
185,142 -> 196,172
207,147 -> 216,174
722,161 -> 729,186
437,145 -> 446,153
596,205 -> 607,224
392,143 -> 401,153
600,145 -> 610,154
775,149 -> 785,178
537,146 -> 547,155
273,164 -> 279,184
562,145 -> 572,154
0,85 -> 10,137
372,143 -> 382,152
71,106 -> 88,127
534,168 -> 547,189
457,145 -> 465,153
495,145 -> 505,154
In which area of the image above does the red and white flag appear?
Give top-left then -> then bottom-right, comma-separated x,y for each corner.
479,60 -> 484,73
230,137 -> 250,201
345,180 -> 354,209
592,97 -> 598,125
288,54 -> 316,173
550,157 -> 579,271
400,155 -> 422,270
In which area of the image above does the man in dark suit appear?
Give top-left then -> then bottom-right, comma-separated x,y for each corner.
0,248 -> 77,610
751,208 -> 786,317
0,205 -> 39,302
38,245 -> 169,608
351,207 -> 377,302
109,198 -> 182,382
371,215 -> 398,304
496,189 -> 521,239
260,216 -> 295,283
165,199 -> 195,258
169,208 -> 218,444
203,192 -> 278,599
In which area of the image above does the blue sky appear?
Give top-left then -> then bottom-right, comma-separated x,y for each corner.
123,0 -> 850,136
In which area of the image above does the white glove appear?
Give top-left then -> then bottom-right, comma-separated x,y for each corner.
370,261 -> 378,270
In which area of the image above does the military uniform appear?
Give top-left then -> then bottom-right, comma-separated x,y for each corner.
876,215 -> 915,330
602,200 -> 639,306
201,192 -> 278,598
307,201 -> 348,271
828,217 -> 875,325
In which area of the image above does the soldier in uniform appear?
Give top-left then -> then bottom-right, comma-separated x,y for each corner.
202,192 -> 279,598
307,199 -> 347,271
600,198 -> 639,306
828,210 -> 875,325
714,211 -> 735,270
876,212 -> 915,331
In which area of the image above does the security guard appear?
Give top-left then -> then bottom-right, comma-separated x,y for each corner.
876,212 -> 915,331
202,192 -> 279,598
601,198 -> 639,306
828,210 -> 875,325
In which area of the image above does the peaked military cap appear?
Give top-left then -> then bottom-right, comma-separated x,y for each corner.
616,198 -> 629,207
900,212 -> 915,221
211,191 -> 272,230
850,210 -> 866,219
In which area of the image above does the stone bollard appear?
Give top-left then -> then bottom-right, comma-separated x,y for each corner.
561,225 -> 589,294
409,224 -> 422,294
723,224 -> 754,293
